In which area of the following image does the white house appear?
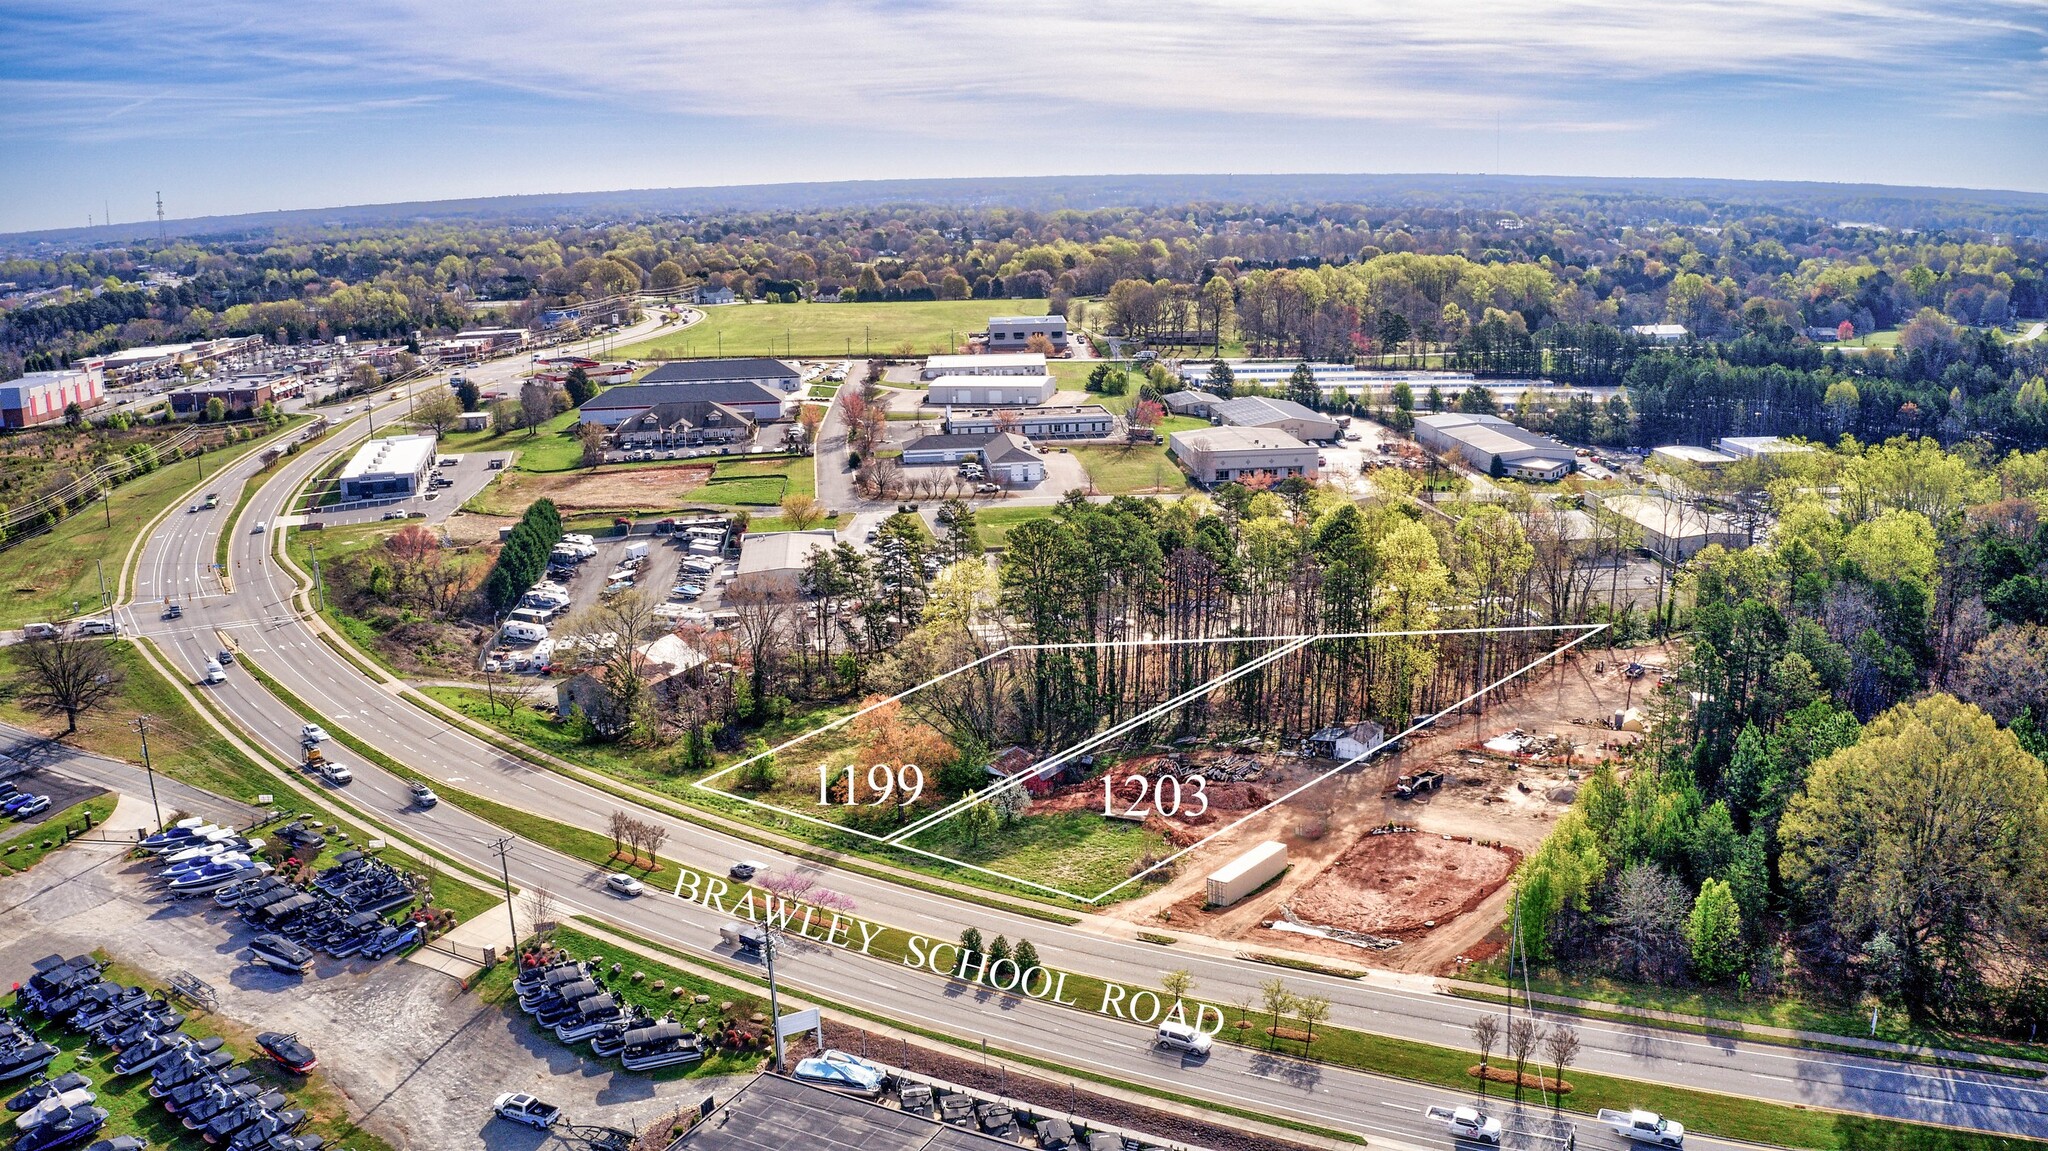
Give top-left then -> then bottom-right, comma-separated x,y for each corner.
1306,720 -> 1386,761
1630,324 -> 1689,343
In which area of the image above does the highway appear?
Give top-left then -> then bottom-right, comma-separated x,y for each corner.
69,310 -> 2048,1148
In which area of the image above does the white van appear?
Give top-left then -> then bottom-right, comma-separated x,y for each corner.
502,620 -> 549,643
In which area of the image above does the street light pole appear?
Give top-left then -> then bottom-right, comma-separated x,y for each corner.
133,715 -> 163,830
763,926 -> 785,1073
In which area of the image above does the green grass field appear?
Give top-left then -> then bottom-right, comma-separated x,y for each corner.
974,506 -> 1059,547
1070,444 -> 1190,495
1158,415 -> 1208,435
436,409 -> 584,473
0,795 -> 115,875
613,300 -> 1052,361
909,810 -> 1169,904
0,429 -> 292,628
1834,327 -> 1902,349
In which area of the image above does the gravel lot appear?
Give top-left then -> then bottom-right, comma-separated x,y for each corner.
0,810 -> 751,1150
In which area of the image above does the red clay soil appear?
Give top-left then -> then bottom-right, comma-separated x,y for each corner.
1284,831 -> 1520,936
1030,770 -> 1274,848
797,1020 -> 1320,1151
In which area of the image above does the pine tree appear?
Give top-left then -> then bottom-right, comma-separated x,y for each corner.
1012,938 -> 1040,972
959,927 -> 984,964
987,935 -> 1011,968
1686,878 -> 1745,983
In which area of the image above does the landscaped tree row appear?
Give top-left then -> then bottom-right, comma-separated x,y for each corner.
483,498 -> 561,610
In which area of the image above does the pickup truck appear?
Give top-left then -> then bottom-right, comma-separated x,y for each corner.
1424,1104 -> 1501,1144
1598,1109 -> 1685,1146
492,1093 -> 561,1129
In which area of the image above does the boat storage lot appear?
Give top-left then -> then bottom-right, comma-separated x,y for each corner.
0,828 -> 749,1150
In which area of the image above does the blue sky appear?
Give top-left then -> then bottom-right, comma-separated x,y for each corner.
3,0 -> 2045,233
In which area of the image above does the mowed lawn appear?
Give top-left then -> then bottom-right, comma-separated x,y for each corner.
909,809 -> 1169,902
436,409 -> 584,473
0,428 -> 293,628
1071,444 -> 1190,495
613,299 -> 1052,360
972,506 -> 1058,547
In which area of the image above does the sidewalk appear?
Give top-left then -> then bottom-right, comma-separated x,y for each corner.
1438,976 -> 2048,1075
406,899 -> 513,982
564,917 -> 1387,1151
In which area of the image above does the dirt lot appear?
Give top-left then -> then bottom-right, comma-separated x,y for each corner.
483,464 -> 717,514
0,800 -> 751,1150
1108,644 -> 1678,975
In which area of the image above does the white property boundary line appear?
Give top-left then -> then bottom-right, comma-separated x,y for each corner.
695,624 -> 1605,902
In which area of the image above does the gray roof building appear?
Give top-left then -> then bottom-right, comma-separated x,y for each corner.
578,379 -> 790,425
1413,413 -> 1574,481
1210,395 -> 1343,442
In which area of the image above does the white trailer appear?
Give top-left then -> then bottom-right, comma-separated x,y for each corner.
1204,840 -> 1287,907
624,540 -> 650,562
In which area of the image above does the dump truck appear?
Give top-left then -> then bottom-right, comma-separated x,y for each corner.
1598,1109 -> 1684,1146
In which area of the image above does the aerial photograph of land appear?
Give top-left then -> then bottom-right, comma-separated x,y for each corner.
0,3 -> 2045,1151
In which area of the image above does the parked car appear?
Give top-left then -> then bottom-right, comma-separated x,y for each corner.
11,794 -> 52,819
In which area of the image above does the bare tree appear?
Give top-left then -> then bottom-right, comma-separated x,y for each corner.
558,588 -> 668,742
1507,1017 -> 1542,1103
1293,995 -> 1330,1053
1611,861 -> 1693,982
608,810 -> 633,861
641,821 -> 669,870
16,633 -> 124,733
521,882 -> 559,943
1543,1023 -> 1581,1110
1470,1013 -> 1502,1097
518,379 -> 557,437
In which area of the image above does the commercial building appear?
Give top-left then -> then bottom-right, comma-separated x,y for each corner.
337,433 -> 438,501
900,432 -> 1046,485
456,411 -> 492,431
1650,445 -> 1738,470
921,352 -> 1046,380
942,405 -> 1115,440
1597,493 -> 1747,563
1163,389 -> 1223,417
1630,324 -> 1689,343
0,368 -> 105,428
428,327 -> 529,363
93,336 -> 261,384
1210,395 -> 1343,442
535,361 -> 635,387
925,373 -> 1056,406
982,315 -> 1068,352
1169,426 -> 1317,487
610,400 -> 756,449
731,530 -> 838,598
577,379 -> 790,426
168,379 -> 274,419
640,357 -> 801,393
1716,435 -> 1817,461
1413,413 -> 1575,481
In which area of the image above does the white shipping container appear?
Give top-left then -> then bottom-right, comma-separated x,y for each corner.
1205,840 -> 1288,908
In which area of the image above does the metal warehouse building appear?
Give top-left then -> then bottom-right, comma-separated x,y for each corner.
338,434 -> 438,501
1413,413 -> 1574,481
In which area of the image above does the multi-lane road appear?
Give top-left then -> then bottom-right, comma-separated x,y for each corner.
41,313 -> 2048,1149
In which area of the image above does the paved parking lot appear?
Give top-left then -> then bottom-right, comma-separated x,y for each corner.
0,805 -> 751,1150
305,450 -> 513,529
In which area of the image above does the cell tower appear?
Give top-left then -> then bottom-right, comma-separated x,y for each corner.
155,192 -> 165,244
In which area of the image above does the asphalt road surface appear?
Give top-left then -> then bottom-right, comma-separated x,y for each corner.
71,315 -> 2048,1148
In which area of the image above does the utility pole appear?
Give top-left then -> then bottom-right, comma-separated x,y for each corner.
95,559 -> 109,612
488,835 -> 520,955
309,545 -> 325,612
133,715 -> 164,830
763,924 -> 786,1073
102,491 -> 111,528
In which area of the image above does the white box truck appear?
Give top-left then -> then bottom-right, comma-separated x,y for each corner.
624,540 -> 650,563
1205,840 -> 1288,907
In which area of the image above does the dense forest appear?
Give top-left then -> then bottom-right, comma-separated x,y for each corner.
5,189 -> 2044,447
1513,439 -> 2048,1031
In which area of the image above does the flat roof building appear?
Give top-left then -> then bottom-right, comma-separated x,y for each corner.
338,433 -> 438,502
1631,324 -> 1689,342
1169,425 -> 1318,487
921,352 -> 1046,380
731,529 -> 837,598
1414,413 -> 1574,481
1716,435 -> 1817,461
943,404 -> 1115,440
0,368 -> 105,428
925,373 -> 1056,407
1650,444 -> 1738,470
1163,389 -> 1223,417
1210,395 -> 1343,442
168,379 -> 274,418
983,315 -> 1067,351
